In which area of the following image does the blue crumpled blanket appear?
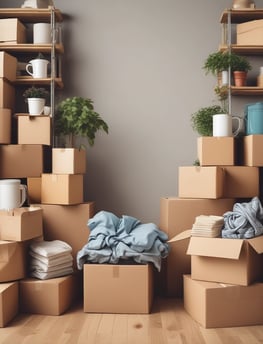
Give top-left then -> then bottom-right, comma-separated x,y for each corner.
222,197 -> 263,239
76,211 -> 170,271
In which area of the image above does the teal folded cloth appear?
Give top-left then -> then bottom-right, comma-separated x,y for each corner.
77,211 -> 169,271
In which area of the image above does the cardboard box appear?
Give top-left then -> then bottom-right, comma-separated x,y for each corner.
243,135 -> 263,166
17,115 -> 52,146
27,177 -> 41,204
52,148 -> 86,174
178,166 -> 224,199
0,18 -> 26,44
187,235 -> 263,286
0,241 -> 26,282
84,263 -> 153,314
184,275 -> 263,328
197,137 -> 235,166
237,19 -> 263,45
33,202 -> 95,270
0,207 -> 43,241
41,174 -> 84,205
223,166 -> 259,198
0,282 -> 19,327
0,144 -> 51,178
0,52 -> 17,82
0,108 -> 11,144
19,275 -> 76,315
0,79 -> 15,111
159,197 -> 235,297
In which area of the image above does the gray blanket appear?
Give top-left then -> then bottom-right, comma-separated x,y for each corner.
76,211 -> 169,271
222,197 -> 263,239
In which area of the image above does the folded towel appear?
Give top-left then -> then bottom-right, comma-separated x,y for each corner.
191,215 -> 224,237
29,250 -> 73,267
30,267 -> 73,280
30,240 -> 72,258
30,258 -> 73,273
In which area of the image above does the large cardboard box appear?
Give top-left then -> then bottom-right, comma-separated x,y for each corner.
187,235 -> 263,286
0,19 -> 26,44
159,197 -> 235,297
33,202 -> 95,270
243,135 -> 263,166
0,207 -> 43,241
0,282 -> 19,328
237,19 -> 263,45
0,79 -> 15,111
41,173 -> 84,205
178,166 -> 224,199
0,108 -> 11,144
0,241 -> 26,282
52,148 -> 86,174
184,275 -> 263,328
223,166 -> 259,198
197,137 -> 235,166
84,263 -> 153,314
27,177 -> 41,204
19,275 -> 76,315
0,52 -> 17,82
0,144 -> 51,178
17,115 -> 52,146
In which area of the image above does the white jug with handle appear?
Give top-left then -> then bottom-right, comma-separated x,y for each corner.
0,179 -> 27,210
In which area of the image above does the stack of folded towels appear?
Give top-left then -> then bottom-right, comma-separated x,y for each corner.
191,215 -> 224,238
29,240 -> 74,280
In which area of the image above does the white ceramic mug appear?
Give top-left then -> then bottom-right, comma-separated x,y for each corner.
26,59 -> 49,78
0,179 -> 27,210
213,114 -> 244,137
33,23 -> 51,44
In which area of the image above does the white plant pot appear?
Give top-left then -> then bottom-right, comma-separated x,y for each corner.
27,98 -> 45,115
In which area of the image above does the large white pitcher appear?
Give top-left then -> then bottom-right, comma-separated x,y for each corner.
26,58 -> 49,78
0,179 -> 27,210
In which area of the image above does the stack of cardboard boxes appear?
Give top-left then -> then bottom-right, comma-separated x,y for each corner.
160,135 -> 263,328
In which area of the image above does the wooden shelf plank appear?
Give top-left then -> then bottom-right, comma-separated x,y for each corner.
14,77 -> 64,89
231,86 -> 263,95
0,8 -> 63,22
220,44 -> 263,55
220,8 -> 263,23
0,43 -> 64,54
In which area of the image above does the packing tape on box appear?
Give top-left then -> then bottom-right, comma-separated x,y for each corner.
112,266 -> 119,278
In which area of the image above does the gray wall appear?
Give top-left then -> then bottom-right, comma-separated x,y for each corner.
4,0 -> 263,224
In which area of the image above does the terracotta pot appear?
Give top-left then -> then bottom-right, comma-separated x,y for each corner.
233,71 -> 247,87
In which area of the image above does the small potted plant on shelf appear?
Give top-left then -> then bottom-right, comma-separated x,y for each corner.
54,96 -> 109,148
191,105 -> 226,136
23,86 -> 49,115
231,53 -> 252,86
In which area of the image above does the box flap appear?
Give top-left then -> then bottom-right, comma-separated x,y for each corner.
187,237 -> 243,259
248,235 -> 263,254
168,229 -> 191,243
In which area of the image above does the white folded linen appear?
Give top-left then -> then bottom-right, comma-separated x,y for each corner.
30,267 -> 74,280
30,258 -> 73,273
29,250 -> 73,267
30,240 -> 72,258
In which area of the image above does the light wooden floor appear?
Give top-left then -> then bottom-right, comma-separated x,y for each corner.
1,298 -> 263,344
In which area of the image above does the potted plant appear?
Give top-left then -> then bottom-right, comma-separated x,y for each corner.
54,96 -> 109,148
191,105 -> 226,136
23,86 -> 49,115
231,53 -> 252,86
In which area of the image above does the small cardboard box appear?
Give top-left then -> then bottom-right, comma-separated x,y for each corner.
0,241 -> 26,282
223,166 -> 259,198
0,52 -> 17,82
52,148 -> 86,174
0,18 -> 26,44
32,202 -> 95,271
197,137 -> 235,166
160,197 -> 235,297
17,114 -> 52,146
178,166 -> 224,199
0,108 -> 11,144
0,282 -> 19,328
0,79 -> 15,111
183,275 -> 263,328
243,135 -> 263,166
187,235 -> 263,286
0,144 -> 51,178
27,177 -> 42,204
84,264 -> 153,314
19,275 -> 76,315
41,174 -> 84,205
0,207 -> 43,241
237,19 -> 263,45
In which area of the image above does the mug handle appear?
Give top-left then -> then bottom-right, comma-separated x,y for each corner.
19,185 -> 27,207
26,63 -> 34,77
232,116 -> 242,137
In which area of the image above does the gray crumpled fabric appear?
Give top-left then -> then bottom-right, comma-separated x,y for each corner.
222,197 -> 263,239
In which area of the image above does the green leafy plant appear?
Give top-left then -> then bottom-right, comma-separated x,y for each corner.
231,53 -> 252,72
54,96 -> 109,147
191,105 -> 226,136
23,86 -> 49,101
